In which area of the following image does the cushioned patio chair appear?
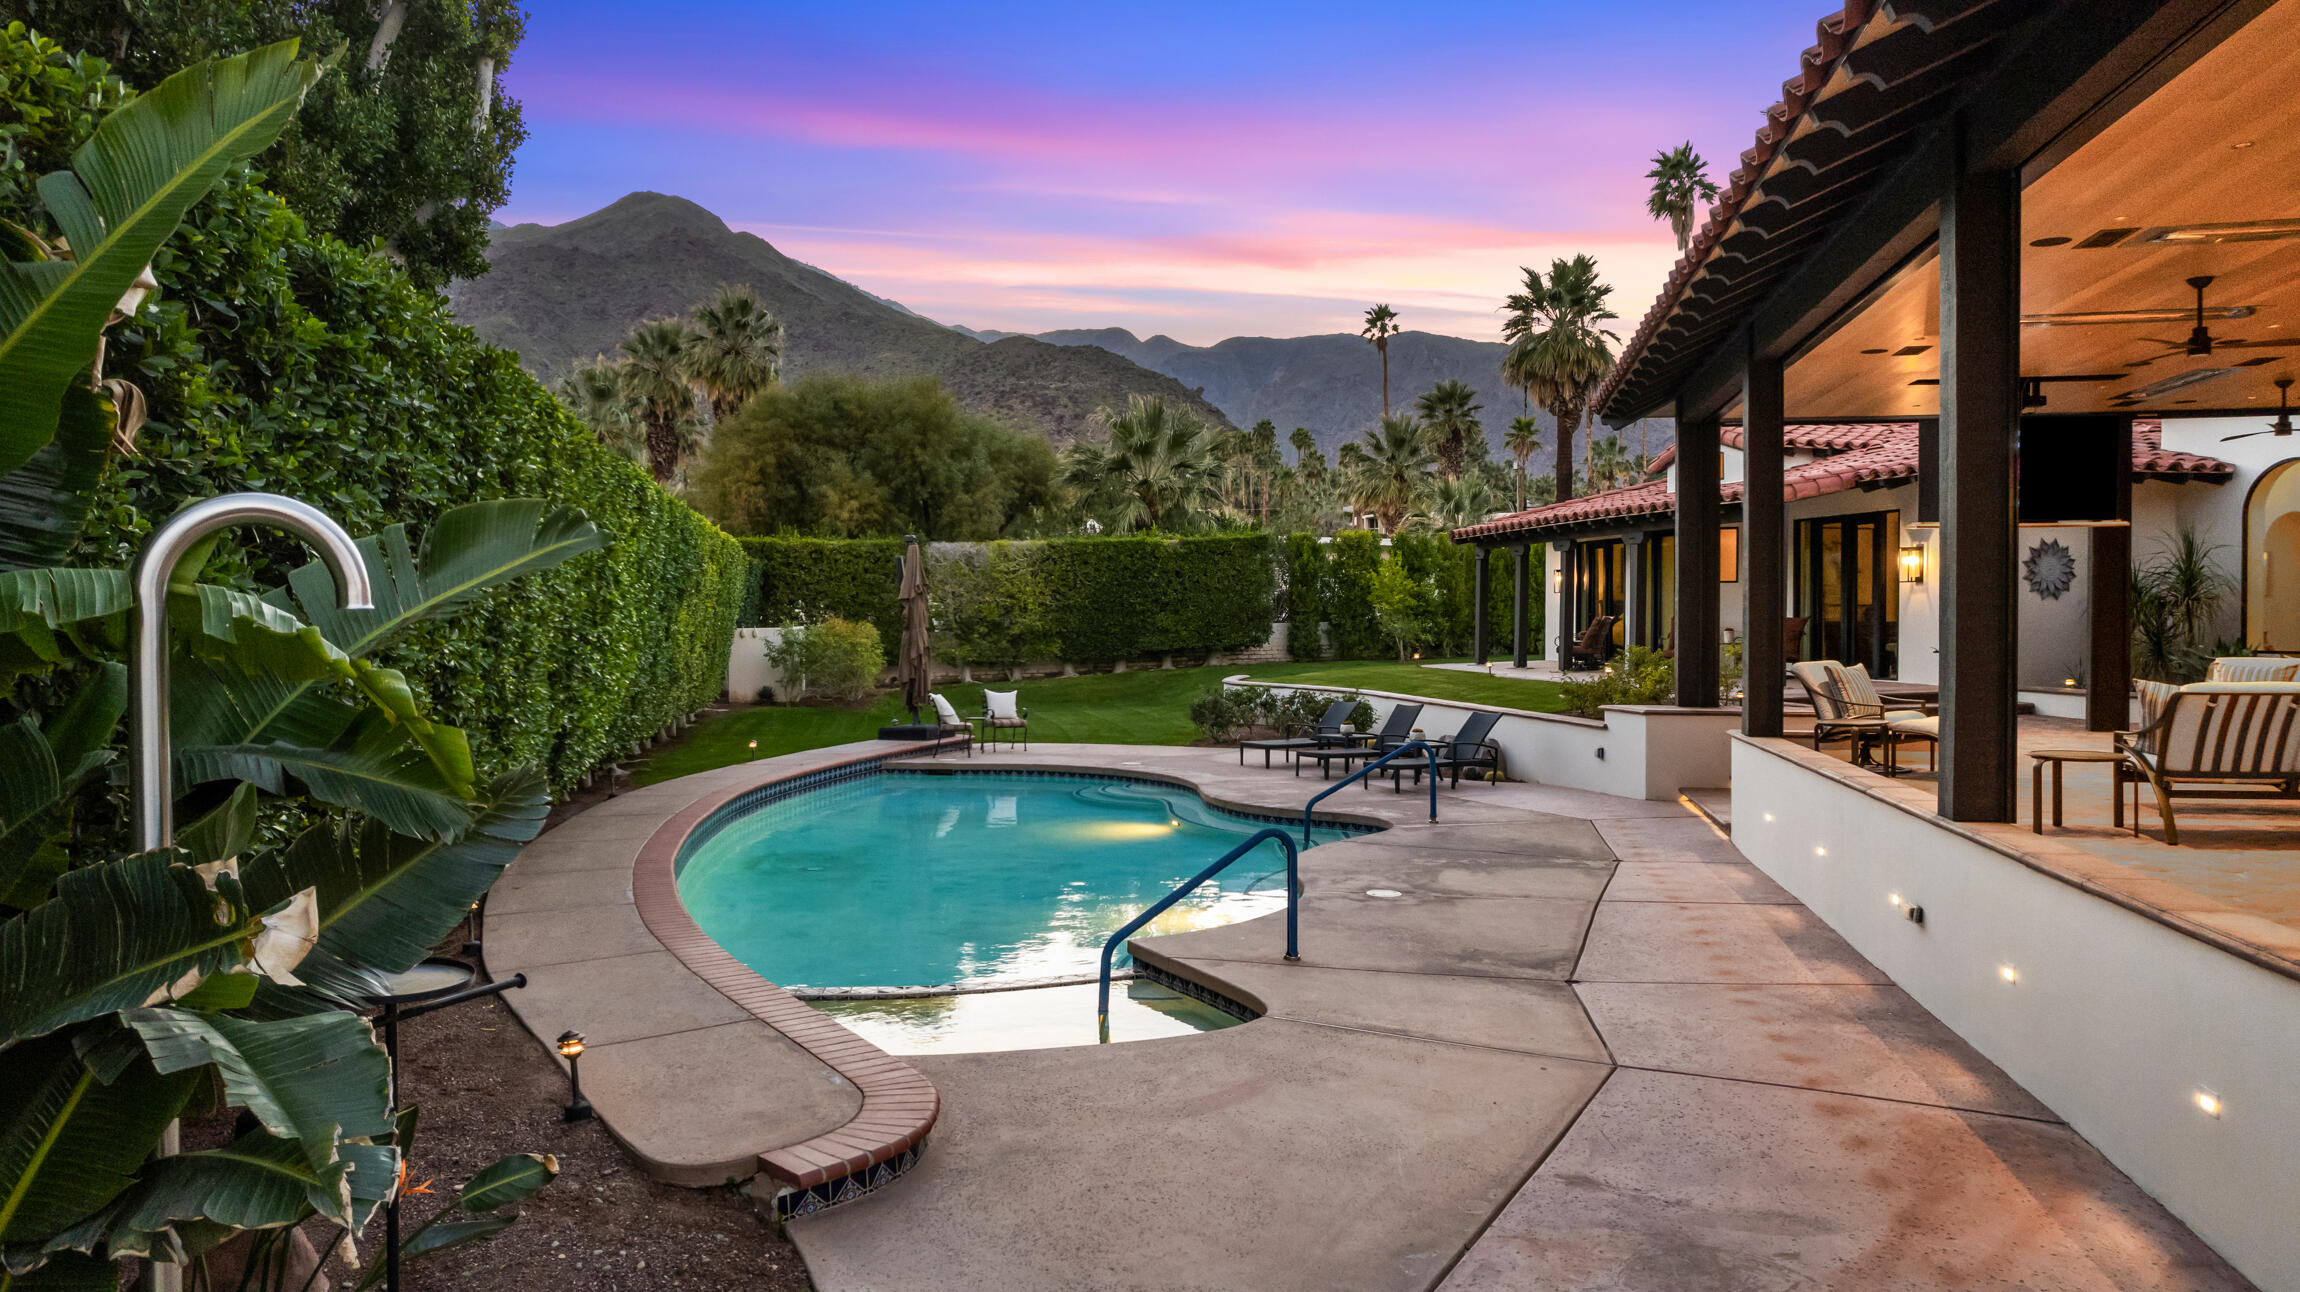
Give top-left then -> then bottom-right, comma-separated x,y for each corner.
977,688 -> 1029,750
926,692 -> 973,758
1561,615 -> 1618,674
1296,703 -> 1422,779
2116,679 -> 2300,845
2206,656 -> 2300,683
1791,660 -> 1925,769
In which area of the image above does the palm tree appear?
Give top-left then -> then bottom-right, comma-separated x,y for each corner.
1502,256 -> 1617,503
620,317 -> 702,484
1503,415 -> 1543,509
556,354 -> 642,463
685,284 -> 784,422
1289,425 -> 1323,479
1587,434 -> 1632,493
1414,379 -> 1484,480
1058,396 -> 1223,532
1361,303 -> 1401,417
1346,414 -> 1435,535
1418,473 -> 1501,533
1646,143 -> 1720,253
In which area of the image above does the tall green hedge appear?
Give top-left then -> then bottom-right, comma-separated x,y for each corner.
1284,532 -> 1325,660
7,29 -> 744,795
744,533 -> 1277,665
1273,531 -> 1542,661
1325,530 -> 1383,658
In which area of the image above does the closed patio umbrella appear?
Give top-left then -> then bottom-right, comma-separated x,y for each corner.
897,535 -> 931,724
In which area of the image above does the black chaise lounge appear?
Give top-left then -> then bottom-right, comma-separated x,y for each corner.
1297,703 -> 1422,779
1237,699 -> 1359,767
1383,710 -> 1504,790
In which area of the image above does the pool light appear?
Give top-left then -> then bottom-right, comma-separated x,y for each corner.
556,1030 -> 594,1122
1998,964 -> 2019,985
2194,1089 -> 2222,1118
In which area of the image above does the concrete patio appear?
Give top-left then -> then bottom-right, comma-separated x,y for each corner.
778,742 -> 2248,1291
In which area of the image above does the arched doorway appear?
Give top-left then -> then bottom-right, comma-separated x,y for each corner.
2245,460 -> 2300,650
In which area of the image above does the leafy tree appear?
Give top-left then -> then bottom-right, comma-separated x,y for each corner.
1414,378 -> 1483,479
1345,414 -> 1433,535
1502,256 -> 1617,503
1059,394 -> 1222,533
1503,415 -> 1542,509
1645,142 -> 1720,253
618,316 -> 701,485
686,283 -> 783,422
5,0 -> 531,288
693,373 -> 1054,540
1359,302 -> 1400,417
1367,552 -> 1435,662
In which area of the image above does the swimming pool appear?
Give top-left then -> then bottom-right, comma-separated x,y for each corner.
675,770 -> 1362,1051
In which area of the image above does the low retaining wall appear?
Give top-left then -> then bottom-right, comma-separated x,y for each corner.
1730,734 -> 2300,1290
1230,676 -> 1739,801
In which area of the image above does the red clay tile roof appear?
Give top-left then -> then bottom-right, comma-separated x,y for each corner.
1644,421 -> 1904,474
1455,419 -> 2232,542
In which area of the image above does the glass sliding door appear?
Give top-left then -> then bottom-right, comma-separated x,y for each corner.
1572,539 -> 1626,649
1796,510 -> 1900,677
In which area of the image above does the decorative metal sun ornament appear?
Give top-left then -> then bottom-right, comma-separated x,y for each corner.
2023,539 -> 2076,600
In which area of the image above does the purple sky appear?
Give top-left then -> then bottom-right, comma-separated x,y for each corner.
499,2 -> 1825,344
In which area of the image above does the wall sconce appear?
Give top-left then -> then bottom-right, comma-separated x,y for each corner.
1898,544 -> 1925,584
556,1030 -> 594,1122
1551,569 -> 1563,591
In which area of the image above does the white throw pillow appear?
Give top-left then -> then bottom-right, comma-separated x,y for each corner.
930,693 -> 962,726
985,690 -> 1021,721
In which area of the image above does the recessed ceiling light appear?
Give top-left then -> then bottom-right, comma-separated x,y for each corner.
1861,348 -> 1889,355
2231,141 -> 2255,150
2143,218 -> 2300,246
2029,236 -> 2072,247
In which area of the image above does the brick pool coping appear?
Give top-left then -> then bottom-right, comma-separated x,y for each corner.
629,740 -> 965,1193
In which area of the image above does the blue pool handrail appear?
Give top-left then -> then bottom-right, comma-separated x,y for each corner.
1302,739 -> 1437,846
1096,826 -> 1298,1042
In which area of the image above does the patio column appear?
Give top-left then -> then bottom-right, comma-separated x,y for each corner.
1742,355 -> 1786,737
1553,539 -> 1576,662
2088,417 -> 2133,731
1472,546 -> 1491,665
1510,542 -> 1530,668
1622,531 -> 1648,648
1938,165 -> 2021,822
1674,407 -> 1722,707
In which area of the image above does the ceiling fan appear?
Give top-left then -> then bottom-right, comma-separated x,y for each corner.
2128,276 -> 2300,366
2222,377 -> 2296,441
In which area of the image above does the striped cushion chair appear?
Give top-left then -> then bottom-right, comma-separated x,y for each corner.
1790,660 -> 1887,761
2115,681 -> 2300,845
2206,656 -> 2300,683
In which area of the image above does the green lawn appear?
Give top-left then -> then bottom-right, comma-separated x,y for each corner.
634,659 -> 1567,786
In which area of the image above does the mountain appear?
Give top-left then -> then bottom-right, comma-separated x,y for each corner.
947,325 -> 1677,463
447,193 -> 1232,441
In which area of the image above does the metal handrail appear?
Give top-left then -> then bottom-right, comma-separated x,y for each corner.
1096,826 -> 1299,1041
1303,739 -> 1437,845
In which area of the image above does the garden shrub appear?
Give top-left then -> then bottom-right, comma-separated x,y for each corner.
769,616 -> 886,702
1368,555 -> 1436,662
745,532 -> 1277,665
1189,683 -> 1250,742
1560,646 -> 1676,717
1324,530 -> 1383,658
2,28 -> 744,795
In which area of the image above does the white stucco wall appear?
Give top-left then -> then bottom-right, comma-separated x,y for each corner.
1732,736 -> 2300,1291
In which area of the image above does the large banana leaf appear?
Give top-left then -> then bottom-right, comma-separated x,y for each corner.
0,568 -> 127,679
123,1008 -> 392,1192
37,1128 -> 396,1264
0,1029 -> 199,1253
0,40 -> 322,478
176,722 -> 474,843
0,855 -> 266,1050
0,664 -> 123,911
0,385 -> 113,573
241,769 -> 546,1004
274,501 -> 605,659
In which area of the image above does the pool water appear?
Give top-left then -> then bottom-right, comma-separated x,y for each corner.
676,771 -> 1356,1050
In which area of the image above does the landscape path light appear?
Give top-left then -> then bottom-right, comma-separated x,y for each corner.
558,1031 -> 595,1122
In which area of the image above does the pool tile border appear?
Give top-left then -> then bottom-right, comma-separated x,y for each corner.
631,743 -> 958,1200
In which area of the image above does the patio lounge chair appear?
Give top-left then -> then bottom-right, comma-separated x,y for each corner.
1237,699 -> 1361,766
1791,660 -> 1928,769
1296,703 -> 1422,779
926,693 -> 973,758
2116,680 -> 2300,845
1383,710 -> 1505,790
1561,615 -> 1618,674
978,689 -> 1029,750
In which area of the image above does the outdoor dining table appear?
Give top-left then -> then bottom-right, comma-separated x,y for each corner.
1237,736 -> 1316,767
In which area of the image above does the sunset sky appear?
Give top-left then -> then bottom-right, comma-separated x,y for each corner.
499,1 -> 1822,345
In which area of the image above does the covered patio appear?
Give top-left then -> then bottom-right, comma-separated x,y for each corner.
1537,1 -> 2300,1286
